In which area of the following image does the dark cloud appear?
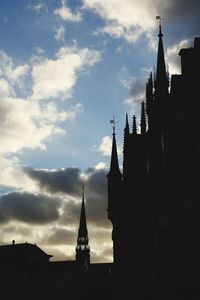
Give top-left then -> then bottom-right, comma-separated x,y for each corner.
0,192 -> 61,224
25,167 -> 83,196
0,224 -> 31,236
128,77 -> 146,99
123,77 -> 146,117
166,0 -> 200,24
158,0 -> 200,46
86,169 -> 110,228
0,167 -> 113,261
62,168 -> 110,228
44,227 -> 76,246
25,167 -> 110,228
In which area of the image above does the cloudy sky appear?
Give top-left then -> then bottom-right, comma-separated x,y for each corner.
0,0 -> 199,262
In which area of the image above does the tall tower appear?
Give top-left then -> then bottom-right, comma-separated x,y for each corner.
154,23 -> 169,99
76,186 -> 90,267
107,118 -> 122,223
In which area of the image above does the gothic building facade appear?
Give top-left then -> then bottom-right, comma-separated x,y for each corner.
108,25 -> 200,299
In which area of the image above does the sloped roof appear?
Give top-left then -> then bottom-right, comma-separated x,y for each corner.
0,242 -> 53,263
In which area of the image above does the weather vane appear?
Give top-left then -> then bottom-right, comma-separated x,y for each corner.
156,15 -> 163,27
110,116 -> 119,135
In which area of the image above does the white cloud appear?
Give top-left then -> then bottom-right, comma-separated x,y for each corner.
95,162 -> 107,170
0,78 -> 15,97
0,51 -> 29,85
31,45 -> 101,101
97,135 -> 123,158
41,102 -> 83,122
54,25 -> 66,43
54,0 -> 82,22
94,22 -> 144,44
0,96 -> 64,155
98,136 -> 112,157
0,45 -> 100,193
166,39 -> 192,75
26,3 -> 48,14
35,47 -> 45,55
0,157 -> 38,192
83,0 -> 167,44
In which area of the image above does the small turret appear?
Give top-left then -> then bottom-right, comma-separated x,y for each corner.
132,115 -> 137,135
146,72 -> 154,113
124,113 -> 130,152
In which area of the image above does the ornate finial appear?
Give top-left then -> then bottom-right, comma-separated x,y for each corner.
110,116 -> 119,135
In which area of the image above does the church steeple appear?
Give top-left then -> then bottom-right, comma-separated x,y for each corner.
76,186 -> 90,267
140,101 -> 147,135
107,118 -> 122,222
155,23 -> 169,98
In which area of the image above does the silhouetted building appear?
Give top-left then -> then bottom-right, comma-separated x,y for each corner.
108,26 -> 200,299
0,242 -> 52,265
0,192 -> 111,300
2,23 -> 200,300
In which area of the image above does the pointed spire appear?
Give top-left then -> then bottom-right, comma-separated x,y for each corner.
108,117 -> 121,177
108,131 -> 121,177
125,113 -> 130,134
78,186 -> 88,238
140,101 -> 147,135
132,115 -> 137,135
149,72 -> 153,94
76,186 -> 90,267
146,72 -> 154,112
155,23 -> 168,98
123,113 -> 130,156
